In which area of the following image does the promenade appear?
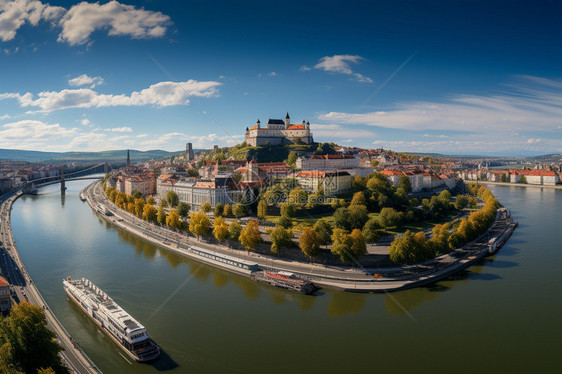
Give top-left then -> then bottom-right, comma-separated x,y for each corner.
477,181 -> 562,190
0,192 -> 101,374
87,180 -> 517,292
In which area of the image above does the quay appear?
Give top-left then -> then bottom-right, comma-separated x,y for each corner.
85,180 -> 518,293
0,192 -> 102,374
476,181 -> 562,190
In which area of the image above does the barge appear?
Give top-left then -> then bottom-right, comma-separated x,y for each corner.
63,277 -> 160,362
252,271 -> 317,295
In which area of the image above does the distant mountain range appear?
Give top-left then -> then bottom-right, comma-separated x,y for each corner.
0,148 -> 189,163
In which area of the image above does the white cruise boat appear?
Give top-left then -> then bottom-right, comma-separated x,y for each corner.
63,277 -> 160,362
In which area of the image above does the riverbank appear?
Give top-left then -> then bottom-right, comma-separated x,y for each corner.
87,180 -> 517,292
0,192 -> 101,374
476,181 -> 562,190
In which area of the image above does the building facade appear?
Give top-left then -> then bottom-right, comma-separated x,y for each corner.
296,154 -> 360,170
244,112 -> 313,146
0,276 -> 11,314
296,170 -> 352,195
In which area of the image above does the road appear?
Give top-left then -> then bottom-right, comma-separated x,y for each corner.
0,193 -> 101,374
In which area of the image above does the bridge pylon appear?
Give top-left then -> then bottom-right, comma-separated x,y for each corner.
60,166 -> 67,193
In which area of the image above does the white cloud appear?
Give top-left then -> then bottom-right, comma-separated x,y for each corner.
314,54 -> 373,83
319,76 -> 562,133
310,123 -> 376,138
80,118 -> 93,127
58,1 -> 171,46
0,0 -> 64,42
268,72 -> 277,77
0,0 -> 171,45
0,119 -> 77,149
68,74 -> 103,88
0,79 -> 221,111
299,65 -> 311,72
527,138 -> 541,144
104,126 -> 132,133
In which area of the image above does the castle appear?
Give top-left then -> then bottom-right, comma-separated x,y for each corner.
244,112 -> 314,146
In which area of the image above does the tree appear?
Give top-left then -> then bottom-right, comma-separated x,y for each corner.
350,191 -> 367,206
286,151 -> 298,167
189,211 -> 211,239
299,227 -> 320,258
280,202 -> 296,218
270,225 -> 293,254
519,175 -> 527,184
454,195 -> 469,210
233,202 -> 247,218
187,168 -> 199,178
348,205 -> 369,230
165,190 -> 179,207
146,196 -> 155,205
213,216 -> 229,243
331,228 -> 354,263
157,204 -> 167,225
349,229 -> 367,257
0,302 -> 68,374
289,187 -> 307,208
313,220 -> 332,247
333,207 -> 352,231
200,201 -> 212,213
398,174 -> 412,193
214,203 -> 224,217
257,200 -> 268,220
278,215 -> 293,229
378,207 -> 403,228
142,204 -> 157,222
228,221 -> 242,242
363,217 -> 382,244
351,175 -> 366,191
134,198 -> 145,218
166,209 -> 182,229
239,220 -> 262,251
223,204 -> 233,217
178,202 -> 191,218
132,190 -> 143,199
500,173 -> 508,182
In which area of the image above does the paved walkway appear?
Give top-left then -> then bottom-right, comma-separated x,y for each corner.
88,181 -> 516,292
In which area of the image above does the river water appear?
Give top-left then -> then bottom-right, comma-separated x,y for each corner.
10,180 -> 561,373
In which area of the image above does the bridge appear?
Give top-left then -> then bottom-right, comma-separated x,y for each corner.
22,162 -> 110,195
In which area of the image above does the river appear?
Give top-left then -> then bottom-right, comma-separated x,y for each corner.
10,180 -> 561,373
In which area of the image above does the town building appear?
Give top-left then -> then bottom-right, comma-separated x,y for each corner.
0,276 -> 11,314
236,159 -> 292,184
296,154 -> 360,170
124,174 -> 156,196
244,112 -> 313,146
296,170 -> 352,195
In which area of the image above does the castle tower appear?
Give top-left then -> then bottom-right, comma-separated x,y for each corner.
186,142 -> 194,161
285,112 -> 290,129
257,118 -> 261,129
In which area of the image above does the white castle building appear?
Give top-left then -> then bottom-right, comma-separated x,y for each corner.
244,112 -> 314,146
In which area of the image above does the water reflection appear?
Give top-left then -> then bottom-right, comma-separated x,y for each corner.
384,287 -> 439,316
60,193 -> 66,207
213,272 -> 229,288
327,292 -> 366,318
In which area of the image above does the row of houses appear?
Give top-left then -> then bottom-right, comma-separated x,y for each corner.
460,170 -> 560,186
381,170 -> 457,192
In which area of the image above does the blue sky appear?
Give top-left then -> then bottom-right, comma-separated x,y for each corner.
0,0 -> 561,156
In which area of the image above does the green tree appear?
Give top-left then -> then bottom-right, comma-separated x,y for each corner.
454,195 -> 469,210
146,196 -> 155,205
398,174 -> 412,193
313,220 -> 332,247
257,200 -> 268,220
333,207 -> 352,231
270,225 -> 293,254
278,215 -> 293,228
142,204 -> 157,223
177,202 -> 191,218
351,175 -> 366,191
286,151 -> 298,167
500,173 -> 507,182
363,217 -> 382,243
132,190 -> 142,199
223,204 -> 233,217
378,207 -> 403,228
350,191 -> 367,206
189,211 -> 211,239
240,220 -> 262,251
331,228 -> 354,263
166,209 -> 182,229
232,202 -> 247,218
348,205 -> 369,230
0,302 -> 68,374
213,216 -> 229,243
157,204 -> 167,225
228,221 -> 243,242
214,203 -> 224,217
349,229 -> 367,257
280,202 -> 296,218
165,190 -> 179,207
289,187 -> 307,208
200,201 -> 212,213
519,175 -> 527,184
299,227 -> 321,258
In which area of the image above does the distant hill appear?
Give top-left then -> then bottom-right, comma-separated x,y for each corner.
0,148 -> 185,163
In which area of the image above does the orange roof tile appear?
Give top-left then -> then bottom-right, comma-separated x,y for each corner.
0,276 -> 8,287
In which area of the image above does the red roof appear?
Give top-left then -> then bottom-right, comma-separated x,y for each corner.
287,124 -> 305,130
0,276 -> 8,288
381,170 -> 403,176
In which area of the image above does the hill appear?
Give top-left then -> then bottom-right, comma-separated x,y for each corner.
0,148 -> 184,163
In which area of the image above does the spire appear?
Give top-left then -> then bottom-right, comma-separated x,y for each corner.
126,149 -> 130,166
285,111 -> 290,119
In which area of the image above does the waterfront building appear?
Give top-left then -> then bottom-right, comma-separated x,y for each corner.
0,276 -> 10,314
296,154 -> 360,170
244,112 -> 313,146
157,175 -> 244,210
296,170 -> 352,195
124,174 -> 156,196
236,159 -> 292,184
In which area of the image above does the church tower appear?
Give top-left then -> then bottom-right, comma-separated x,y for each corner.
285,112 -> 290,129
